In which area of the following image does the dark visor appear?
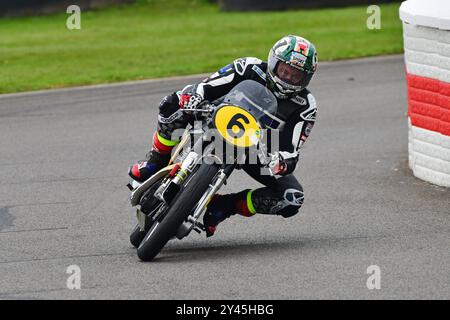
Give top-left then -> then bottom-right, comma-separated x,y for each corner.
275,62 -> 312,88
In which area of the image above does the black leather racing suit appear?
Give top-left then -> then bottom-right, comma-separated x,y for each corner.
156,57 -> 317,217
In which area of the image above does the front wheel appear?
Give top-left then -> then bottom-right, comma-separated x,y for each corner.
137,163 -> 220,261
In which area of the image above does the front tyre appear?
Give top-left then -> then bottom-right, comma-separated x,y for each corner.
137,164 -> 220,261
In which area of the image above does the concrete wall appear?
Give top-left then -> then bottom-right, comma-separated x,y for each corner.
219,0 -> 401,11
0,0 -> 134,17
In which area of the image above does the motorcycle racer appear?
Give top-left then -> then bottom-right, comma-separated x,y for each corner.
129,35 -> 318,237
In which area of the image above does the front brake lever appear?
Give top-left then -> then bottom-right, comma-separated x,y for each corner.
182,103 -> 214,115
257,142 -> 277,176
257,141 -> 270,166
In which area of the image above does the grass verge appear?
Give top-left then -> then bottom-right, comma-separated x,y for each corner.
0,0 -> 403,93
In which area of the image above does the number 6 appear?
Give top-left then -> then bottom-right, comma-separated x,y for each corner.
227,113 -> 249,138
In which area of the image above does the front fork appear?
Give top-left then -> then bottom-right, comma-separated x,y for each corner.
153,131 -> 208,204
175,163 -> 235,240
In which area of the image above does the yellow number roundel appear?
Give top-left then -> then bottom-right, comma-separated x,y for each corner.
214,105 -> 261,148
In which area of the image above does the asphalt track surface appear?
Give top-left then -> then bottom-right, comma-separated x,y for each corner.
0,55 -> 448,300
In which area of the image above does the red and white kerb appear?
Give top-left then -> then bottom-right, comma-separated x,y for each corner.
401,0 -> 450,187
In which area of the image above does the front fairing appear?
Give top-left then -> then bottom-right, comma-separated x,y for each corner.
221,80 -> 283,130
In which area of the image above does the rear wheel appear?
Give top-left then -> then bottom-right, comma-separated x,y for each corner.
129,176 -> 165,248
130,224 -> 146,248
137,163 -> 220,261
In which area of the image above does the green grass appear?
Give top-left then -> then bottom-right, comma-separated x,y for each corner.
0,0 -> 403,93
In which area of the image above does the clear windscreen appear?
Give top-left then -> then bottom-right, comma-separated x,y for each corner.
222,80 -> 282,129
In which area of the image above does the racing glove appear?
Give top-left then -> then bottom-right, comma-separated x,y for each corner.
267,152 -> 288,175
184,93 -> 204,110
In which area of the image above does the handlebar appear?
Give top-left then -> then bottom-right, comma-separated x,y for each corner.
182,101 -> 278,176
182,101 -> 215,114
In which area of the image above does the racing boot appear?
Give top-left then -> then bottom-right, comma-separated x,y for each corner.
128,150 -> 171,182
129,132 -> 176,182
203,190 -> 256,237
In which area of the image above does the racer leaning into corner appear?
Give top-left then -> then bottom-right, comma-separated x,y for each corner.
129,35 -> 318,237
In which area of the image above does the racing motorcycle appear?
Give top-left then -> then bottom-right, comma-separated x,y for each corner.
127,80 -> 283,261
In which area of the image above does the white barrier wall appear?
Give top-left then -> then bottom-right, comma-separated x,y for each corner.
400,0 -> 450,187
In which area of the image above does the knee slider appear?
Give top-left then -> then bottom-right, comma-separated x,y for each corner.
284,188 -> 304,206
279,188 -> 304,218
